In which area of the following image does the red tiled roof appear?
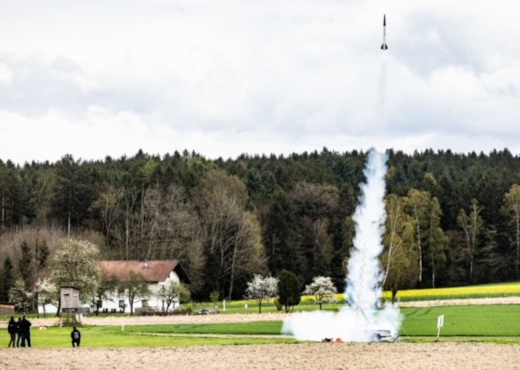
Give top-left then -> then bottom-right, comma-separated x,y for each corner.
99,260 -> 189,283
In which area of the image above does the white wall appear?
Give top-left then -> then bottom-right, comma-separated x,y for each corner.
102,275 -> 181,314
37,271 -> 182,315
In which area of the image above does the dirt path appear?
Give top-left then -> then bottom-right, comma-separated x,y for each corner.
0,342 -> 517,369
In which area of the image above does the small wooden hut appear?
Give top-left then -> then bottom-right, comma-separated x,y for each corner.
60,286 -> 80,314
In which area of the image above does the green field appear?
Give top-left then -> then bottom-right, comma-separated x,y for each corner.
6,282 -> 520,347
21,304 -> 520,347
400,305 -> 520,342
27,321 -> 296,348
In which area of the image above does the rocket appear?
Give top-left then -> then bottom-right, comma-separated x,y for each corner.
381,15 -> 388,50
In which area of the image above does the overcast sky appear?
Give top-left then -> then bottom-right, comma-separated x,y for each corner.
1,0 -> 519,164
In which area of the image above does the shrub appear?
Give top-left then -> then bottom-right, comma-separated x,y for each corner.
273,297 -> 283,312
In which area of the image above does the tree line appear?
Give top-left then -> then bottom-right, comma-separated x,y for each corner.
1,147 -> 520,303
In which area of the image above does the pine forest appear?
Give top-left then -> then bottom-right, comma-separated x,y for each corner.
1,147 -> 520,302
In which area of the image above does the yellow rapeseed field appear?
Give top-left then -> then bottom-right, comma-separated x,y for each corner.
225,282 -> 520,308
383,283 -> 520,301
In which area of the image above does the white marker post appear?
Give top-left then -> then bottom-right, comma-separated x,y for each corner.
437,315 -> 444,340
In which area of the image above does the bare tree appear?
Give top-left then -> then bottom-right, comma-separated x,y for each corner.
458,199 -> 484,283
94,273 -> 118,316
382,194 -> 417,302
141,184 -> 206,293
406,189 -> 430,283
157,281 -> 190,312
89,186 -> 122,250
406,189 -> 447,286
502,184 -> 520,279
117,271 -> 150,315
199,170 -> 267,299
120,186 -> 141,261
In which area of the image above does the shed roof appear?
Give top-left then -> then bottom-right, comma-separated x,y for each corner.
99,260 -> 190,284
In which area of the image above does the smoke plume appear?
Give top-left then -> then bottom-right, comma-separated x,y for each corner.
282,148 -> 402,342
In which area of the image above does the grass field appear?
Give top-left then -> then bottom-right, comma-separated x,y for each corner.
28,321 -> 296,348
23,304 -> 520,347
400,305 -> 520,342
5,282 -> 520,347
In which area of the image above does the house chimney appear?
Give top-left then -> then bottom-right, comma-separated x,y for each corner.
143,259 -> 148,269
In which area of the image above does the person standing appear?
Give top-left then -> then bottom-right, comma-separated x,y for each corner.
19,316 -> 32,347
15,317 -> 22,347
7,317 -> 16,347
71,326 -> 81,347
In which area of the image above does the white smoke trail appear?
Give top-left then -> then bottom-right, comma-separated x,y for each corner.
377,55 -> 387,121
346,148 -> 387,311
375,54 -> 388,145
282,148 -> 402,342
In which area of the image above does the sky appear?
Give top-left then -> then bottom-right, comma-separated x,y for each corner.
1,0 -> 519,164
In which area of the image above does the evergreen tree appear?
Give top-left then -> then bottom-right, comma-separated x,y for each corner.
18,241 -> 33,289
262,191 -> 303,276
1,256 -> 15,302
277,270 -> 301,313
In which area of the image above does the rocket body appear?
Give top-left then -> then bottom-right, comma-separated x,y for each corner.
381,15 -> 388,50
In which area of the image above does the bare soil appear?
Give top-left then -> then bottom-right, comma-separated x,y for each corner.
0,343 -> 517,369
1,298 -> 518,369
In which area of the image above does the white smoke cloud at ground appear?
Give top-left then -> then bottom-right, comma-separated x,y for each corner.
282,148 -> 403,342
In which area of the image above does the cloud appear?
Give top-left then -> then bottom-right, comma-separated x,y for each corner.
1,1 -> 520,164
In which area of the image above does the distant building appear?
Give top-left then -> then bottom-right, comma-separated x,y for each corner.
99,260 -> 190,314
0,302 -> 15,315
60,286 -> 81,314
38,260 -> 190,315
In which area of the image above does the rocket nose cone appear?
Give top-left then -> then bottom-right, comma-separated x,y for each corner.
383,15 -> 386,26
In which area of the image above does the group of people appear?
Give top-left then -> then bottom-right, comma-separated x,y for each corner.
7,316 -> 81,348
7,316 -> 32,347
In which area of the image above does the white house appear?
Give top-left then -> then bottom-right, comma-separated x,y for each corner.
38,260 -> 190,315
98,259 -> 191,314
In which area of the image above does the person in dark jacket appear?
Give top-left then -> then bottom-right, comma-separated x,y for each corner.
16,317 -> 22,347
71,326 -> 81,347
19,316 -> 31,347
7,317 -> 16,347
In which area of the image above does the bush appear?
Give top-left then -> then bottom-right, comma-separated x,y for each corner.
59,314 -> 80,327
210,290 -> 220,303
175,305 -> 192,315
278,270 -> 301,313
273,297 -> 283,312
